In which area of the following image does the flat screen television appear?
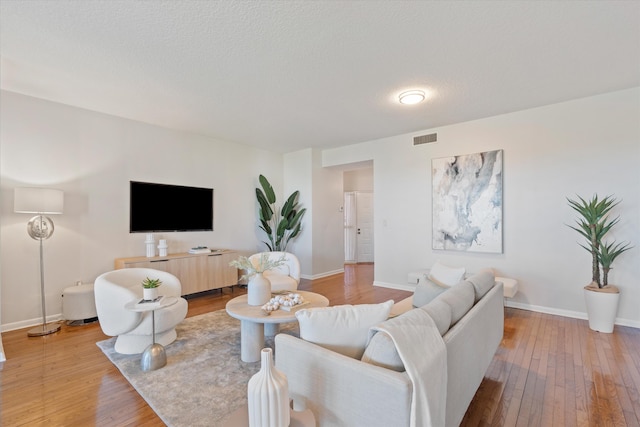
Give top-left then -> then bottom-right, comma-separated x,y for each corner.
129,181 -> 214,232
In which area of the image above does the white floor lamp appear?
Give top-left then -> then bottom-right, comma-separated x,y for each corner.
14,187 -> 64,337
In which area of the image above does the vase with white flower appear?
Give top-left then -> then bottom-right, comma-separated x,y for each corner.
230,253 -> 287,306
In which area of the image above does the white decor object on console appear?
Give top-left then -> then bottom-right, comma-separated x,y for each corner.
158,239 -> 168,257
145,233 -> 156,257
247,348 -> 290,427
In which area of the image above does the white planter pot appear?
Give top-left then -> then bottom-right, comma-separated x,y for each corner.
143,287 -> 158,301
247,348 -> 290,427
584,286 -> 620,333
248,273 -> 272,306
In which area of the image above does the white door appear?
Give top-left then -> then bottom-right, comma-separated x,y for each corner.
344,192 -> 357,263
356,192 -> 374,263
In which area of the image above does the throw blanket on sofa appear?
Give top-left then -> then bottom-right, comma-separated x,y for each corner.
369,308 -> 447,427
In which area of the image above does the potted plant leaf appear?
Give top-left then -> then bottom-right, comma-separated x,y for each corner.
567,194 -> 633,332
255,174 -> 306,252
142,277 -> 162,301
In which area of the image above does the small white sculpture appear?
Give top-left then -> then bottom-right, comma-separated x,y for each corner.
261,293 -> 305,312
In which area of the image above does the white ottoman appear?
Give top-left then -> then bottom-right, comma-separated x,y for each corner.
62,283 -> 98,324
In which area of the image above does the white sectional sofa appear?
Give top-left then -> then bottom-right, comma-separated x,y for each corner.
275,270 -> 504,427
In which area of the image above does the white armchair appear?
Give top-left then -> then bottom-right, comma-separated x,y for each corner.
94,268 -> 188,354
248,251 -> 301,292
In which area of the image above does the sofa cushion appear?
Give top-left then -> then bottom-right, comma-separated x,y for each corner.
428,261 -> 466,288
466,269 -> 496,302
437,281 -> 475,325
419,299 -> 452,336
295,300 -> 394,359
413,278 -> 448,308
361,331 -> 405,372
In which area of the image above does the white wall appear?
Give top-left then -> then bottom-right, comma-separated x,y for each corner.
344,168 -> 373,192
283,149 -> 313,275
0,91 -> 283,330
3,88 -> 638,331
284,149 -> 344,279
311,149 -> 344,277
323,88 -> 640,327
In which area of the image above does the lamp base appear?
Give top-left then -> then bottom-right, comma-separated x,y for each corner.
27,322 -> 61,337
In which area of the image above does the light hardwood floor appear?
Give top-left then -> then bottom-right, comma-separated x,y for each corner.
1,264 -> 639,426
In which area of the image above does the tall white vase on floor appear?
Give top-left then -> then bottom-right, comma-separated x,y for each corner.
248,273 -> 271,306
247,348 -> 290,427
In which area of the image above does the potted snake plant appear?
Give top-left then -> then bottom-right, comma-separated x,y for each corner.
567,194 -> 633,332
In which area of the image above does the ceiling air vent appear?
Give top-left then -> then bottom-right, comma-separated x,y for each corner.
413,133 -> 437,146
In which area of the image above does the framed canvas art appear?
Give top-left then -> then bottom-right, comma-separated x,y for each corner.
432,149 -> 503,253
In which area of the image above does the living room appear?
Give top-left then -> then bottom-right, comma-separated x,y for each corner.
1,1 -> 639,425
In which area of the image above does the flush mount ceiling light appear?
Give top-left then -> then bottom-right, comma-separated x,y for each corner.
398,90 -> 425,105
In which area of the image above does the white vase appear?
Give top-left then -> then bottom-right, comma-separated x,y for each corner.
143,287 -> 158,301
247,348 -> 290,427
158,239 -> 168,257
145,233 -> 156,257
248,273 -> 271,306
584,286 -> 620,333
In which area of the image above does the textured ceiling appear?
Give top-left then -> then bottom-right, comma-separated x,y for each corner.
1,1 -> 639,153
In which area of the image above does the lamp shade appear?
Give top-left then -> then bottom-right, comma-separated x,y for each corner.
14,187 -> 64,214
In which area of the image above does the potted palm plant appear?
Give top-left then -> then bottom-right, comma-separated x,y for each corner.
255,175 -> 306,252
567,194 -> 633,332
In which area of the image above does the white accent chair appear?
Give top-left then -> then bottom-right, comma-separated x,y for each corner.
94,268 -> 188,354
248,251 -> 301,292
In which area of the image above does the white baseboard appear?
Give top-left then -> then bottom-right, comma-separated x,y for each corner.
505,300 -> 640,329
301,268 -> 345,281
1,313 -> 63,333
373,281 -> 416,292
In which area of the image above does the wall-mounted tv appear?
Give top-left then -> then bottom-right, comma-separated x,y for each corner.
130,181 -> 214,233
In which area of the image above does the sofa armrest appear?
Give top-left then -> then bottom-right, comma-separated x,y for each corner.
442,282 -> 504,426
275,334 -> 412,427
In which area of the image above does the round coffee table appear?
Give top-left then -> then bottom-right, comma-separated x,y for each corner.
226,290 -> 329,362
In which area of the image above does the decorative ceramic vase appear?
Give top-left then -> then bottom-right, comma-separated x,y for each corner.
143,287 -> 158,301
145,233 -> 156,257
247,348 -> 290,427
158,239 -> 168,257
248,273 -> 271,306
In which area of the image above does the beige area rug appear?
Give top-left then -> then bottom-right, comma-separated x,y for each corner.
96,309 -> 298,427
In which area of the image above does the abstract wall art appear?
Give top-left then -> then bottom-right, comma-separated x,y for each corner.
432,149 -> 503,253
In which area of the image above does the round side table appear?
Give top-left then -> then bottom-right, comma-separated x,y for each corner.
124,296 -> 178,371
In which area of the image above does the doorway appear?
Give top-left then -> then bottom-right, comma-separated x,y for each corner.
344,191 -> 374,263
